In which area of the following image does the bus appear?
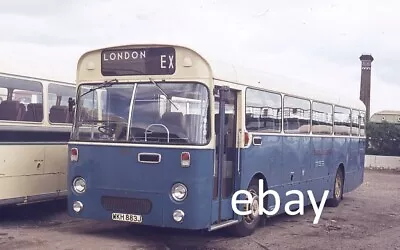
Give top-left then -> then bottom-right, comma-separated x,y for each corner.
67,44 -> 366,237
0,72 -> 75,207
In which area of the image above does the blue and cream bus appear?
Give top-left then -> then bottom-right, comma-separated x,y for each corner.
67,44 -> 366,236
0,72 -> 75,207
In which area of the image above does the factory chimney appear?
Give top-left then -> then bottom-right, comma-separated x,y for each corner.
359,54 -> 374,122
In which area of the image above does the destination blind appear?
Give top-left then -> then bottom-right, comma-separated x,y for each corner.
101,47 -> 176,76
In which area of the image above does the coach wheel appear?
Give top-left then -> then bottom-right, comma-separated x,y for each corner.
326,168 -> 344,207
334,173 -> 343,199
243,189 -> 260,225
229,179 -> 261,237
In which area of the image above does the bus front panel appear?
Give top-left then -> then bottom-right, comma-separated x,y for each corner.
67,144 -> 215,230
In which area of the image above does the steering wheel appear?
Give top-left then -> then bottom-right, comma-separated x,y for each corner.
97,115 -> 128,138
98,124 -> 116,136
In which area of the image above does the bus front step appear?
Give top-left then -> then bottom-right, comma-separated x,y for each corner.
209,219 -> 239,231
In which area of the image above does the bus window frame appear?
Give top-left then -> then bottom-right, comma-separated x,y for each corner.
283,94 -> 312,135
333,105 -> 352,136
72,80 -> 213,146
244,87 -> 283,134
358,110 -> 366,137
0,78 -> 44,124
350,109 -> 360,137
47,82 -> 76,125
311,100 -> 334,136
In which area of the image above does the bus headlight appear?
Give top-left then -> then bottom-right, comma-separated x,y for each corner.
173,209 -> 185,223
73,201 -> 84,213
171,183 -> 187,201
72,177 -> 86,193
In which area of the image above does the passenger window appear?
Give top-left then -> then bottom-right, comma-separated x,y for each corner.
245,88 -> 282,133
0,75 -> 43,122
334,106 -> 351,135
359,111 -> 366,137
0,87 -> 6,103
312,102 -> 333,135
351,110 -> 360,136
48,83 -> 75,123
283,95 -> 311,134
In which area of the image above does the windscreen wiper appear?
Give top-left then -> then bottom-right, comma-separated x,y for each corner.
149,78 -> 179,110
79,79 -> 118,98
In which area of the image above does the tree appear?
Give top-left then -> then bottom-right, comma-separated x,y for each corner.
366,121 -> 400,156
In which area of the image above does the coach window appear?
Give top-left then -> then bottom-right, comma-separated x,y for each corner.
312,101 -> 333,135
48,83 -> 76,124
245,88 -> 282,133
0,75 -> 43,122
351,109 -> 360,136
0,87 -> 6,106
333,106 -> 351,135
359,111 -> 366,137
283,95 -> 311,134
0,87 -> 6,103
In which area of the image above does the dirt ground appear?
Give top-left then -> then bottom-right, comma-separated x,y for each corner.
0,169 -> 399,250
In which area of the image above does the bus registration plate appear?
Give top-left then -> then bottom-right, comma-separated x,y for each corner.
111,213 -> 142,223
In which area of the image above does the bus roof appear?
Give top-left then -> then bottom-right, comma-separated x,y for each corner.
79,43 -> 365,111
0,71 -> 74,85
207,58 -> 366,111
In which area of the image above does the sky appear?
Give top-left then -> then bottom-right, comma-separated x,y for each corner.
0,0 -> 398,115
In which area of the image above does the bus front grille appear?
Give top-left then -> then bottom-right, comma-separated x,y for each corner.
101,196 -> 152,215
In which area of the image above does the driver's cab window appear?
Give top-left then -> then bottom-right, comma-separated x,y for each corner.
79,89 -> 99,122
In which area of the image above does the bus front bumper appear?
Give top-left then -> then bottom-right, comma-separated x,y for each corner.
67,188 -> 211,230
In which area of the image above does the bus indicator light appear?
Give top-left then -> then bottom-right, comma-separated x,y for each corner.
71,148 -> 79,162
244,131 -> 250,146
181,152 -> 190,168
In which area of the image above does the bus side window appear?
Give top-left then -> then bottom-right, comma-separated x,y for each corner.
359,112 -> 366,136
312,101 -> 333,135
0,76 -> 43,122
351,110 -> 360,136
334,106 -> 351,135
283,95 -> 311,134
245,88 -> 282,133
48,83 -> 75,124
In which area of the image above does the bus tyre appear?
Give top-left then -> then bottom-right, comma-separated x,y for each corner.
326,168 -> 344,207
230,179 -> 261,237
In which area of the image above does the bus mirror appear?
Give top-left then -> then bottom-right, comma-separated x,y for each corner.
68,98 -> 76,112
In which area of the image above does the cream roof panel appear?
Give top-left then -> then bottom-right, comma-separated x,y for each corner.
77,43 -> 365,110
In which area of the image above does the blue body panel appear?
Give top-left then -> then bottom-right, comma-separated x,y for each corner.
238,135 -> 365,215
67,144 -> 215,230
67,134 -> 365,229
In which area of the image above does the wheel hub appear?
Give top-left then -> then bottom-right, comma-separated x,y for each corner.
335,175 -> 342,199
244,189 -> 260,224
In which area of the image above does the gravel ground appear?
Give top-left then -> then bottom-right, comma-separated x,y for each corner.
0,169 -> 399,250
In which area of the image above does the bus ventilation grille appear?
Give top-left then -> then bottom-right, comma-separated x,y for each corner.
101,196 -> 152,215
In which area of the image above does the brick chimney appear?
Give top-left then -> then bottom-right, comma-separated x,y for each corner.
359,54 -> 374,122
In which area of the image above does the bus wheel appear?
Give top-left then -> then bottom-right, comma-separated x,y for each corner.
326,168 -> 344,207
230,179 -> 261,237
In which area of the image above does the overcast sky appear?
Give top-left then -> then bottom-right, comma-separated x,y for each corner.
0,0 -> 398,115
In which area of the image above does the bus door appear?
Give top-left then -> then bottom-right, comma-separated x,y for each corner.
212,86 -> 239,225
